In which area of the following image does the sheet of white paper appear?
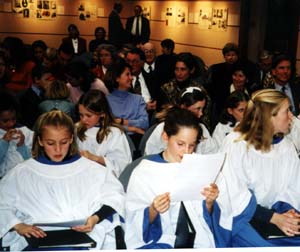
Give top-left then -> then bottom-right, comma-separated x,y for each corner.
34,219 -> 86,227
170,153 -> 226,202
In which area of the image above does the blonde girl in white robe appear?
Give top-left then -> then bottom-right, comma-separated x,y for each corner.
0,111 -> 125,250
77,90 -> 132,178
212,91 -> 249,150
221,89 -> 300,246
145,87 -> 217,155
126,107 -> 221,249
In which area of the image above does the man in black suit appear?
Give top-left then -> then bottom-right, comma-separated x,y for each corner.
269,54 -> 300,116
126,5 -> 150,45
62,24 -> 86,56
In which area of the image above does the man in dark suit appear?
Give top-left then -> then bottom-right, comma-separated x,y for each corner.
108,2 -> 128,48
268,54 -> 300,116
126,5 -> 150,45
62,24 -> 86,56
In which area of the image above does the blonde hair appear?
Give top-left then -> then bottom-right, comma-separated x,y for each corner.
235,89 -> 289,152
32,110 -> 78,158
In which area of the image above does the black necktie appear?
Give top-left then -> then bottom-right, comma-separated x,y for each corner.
281,86 -> 286,93
135,17 -> 140,36
174,202 -> 195,248
148,65 -> 153,73
134,78 -> 141,95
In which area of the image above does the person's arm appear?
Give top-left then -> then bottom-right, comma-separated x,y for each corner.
149,192 -> 170,223
72,205 -> 116,233
80,150 -> 106,166
14,223 -> 46,238
0,139 -> 9,163
202,183 -> 219,214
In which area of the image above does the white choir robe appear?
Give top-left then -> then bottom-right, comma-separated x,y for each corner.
212,122 -> 235,151
221,131 -> 300,211
125,158 -> 217,249
144,122 -> 218,155
0,126 -> 33,177
286,116 -> 300,156
77,126 -> 132,178
0,156 -> 125,251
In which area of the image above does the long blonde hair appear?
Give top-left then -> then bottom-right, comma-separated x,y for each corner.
235,89 -> 289,152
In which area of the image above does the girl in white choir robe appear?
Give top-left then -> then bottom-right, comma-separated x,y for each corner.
126,107 -> 228,249
0,111 -> 125,251
212,91 -> 249,151
77,90 -> 132,177
144,87 -> 218,156
221,89 -> 300,246
0,91 -> 33,178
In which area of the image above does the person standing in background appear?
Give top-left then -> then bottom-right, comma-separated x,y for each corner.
62,24 -> 87,56
126,5 -> 150,45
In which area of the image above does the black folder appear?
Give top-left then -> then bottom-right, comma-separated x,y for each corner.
25,229 -> 96,248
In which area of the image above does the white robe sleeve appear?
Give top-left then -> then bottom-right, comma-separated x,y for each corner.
144,122 -> 166,155
196,124 -> 218,154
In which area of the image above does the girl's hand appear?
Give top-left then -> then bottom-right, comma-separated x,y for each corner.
270,211 -> 300,236
2,129 -> 18,142
72,215 -> 99,233
202,183 -> 219,213
80,150 -> 105,165
149,192 -> 170,223
14,223 -> 46,238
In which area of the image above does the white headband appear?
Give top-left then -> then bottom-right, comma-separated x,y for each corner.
181,87 -> 202,97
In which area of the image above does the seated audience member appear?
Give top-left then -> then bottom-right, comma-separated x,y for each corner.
38,79 -> 75,120
62,24 -> 87,56
158,52 -> 211,129
125,107 -> 222,249
31,40 -> 47,66
92,44 -> 117,81
0,91 -> 33,178
77,90 -> 132,177
19,65 -> 53,129
267,54 -> 300,116
257,50 -> 273,88
155,38 -> 177,87
3,37 -> 35,94
212,91 -> 249,150
145,87 -> 217,155
221,89 -> 300,246
89,27 -> 109,53
64,61 -> 109,104
106,58 -> 148,148
0,110 -> 125,250
230,63 -> 251,95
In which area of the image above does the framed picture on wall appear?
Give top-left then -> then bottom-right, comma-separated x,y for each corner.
211,8 -> 228,31
142,5 -> 150,20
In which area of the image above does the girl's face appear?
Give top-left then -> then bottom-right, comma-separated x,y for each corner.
0,110 -> 16,131
116,67 -> 133,91
232,70 -> 247,91
175,61 -> 192,82
271,99 -> 293,134
38,126 -> 73,162
99,49 -> 112,68
227,101 -> 247,122
162,126 -> 198,163
79,104 -> 101,129
184,100 -> 206,119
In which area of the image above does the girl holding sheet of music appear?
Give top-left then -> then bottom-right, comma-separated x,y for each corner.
125,107 -> 225,249
221,89 -> 300,246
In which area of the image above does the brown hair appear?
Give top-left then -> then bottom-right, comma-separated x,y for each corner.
45,80 -> 70,99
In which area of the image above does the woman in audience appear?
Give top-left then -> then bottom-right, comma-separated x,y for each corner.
0,91 -> 32,178
0,110 -> 125,250
221,89 -> 300,246
212,91 -> 249,150
77,90 -> 132,177
145,87 -> 217,155
106,58 -> 148,148
125,107 -> 221,249
158,52 -> 211,129
230,63 -> 250,95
